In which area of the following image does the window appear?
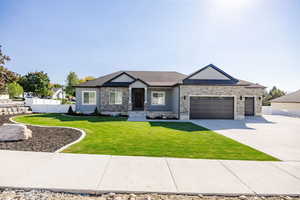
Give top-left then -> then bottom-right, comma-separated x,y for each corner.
82,91 -> 96,105
109,89 -> 122,105
151,91 -> 165,105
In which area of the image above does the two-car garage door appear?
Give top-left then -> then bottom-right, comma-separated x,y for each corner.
190,97 -> 234,119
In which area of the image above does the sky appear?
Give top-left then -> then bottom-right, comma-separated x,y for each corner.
1,0 -> 299,92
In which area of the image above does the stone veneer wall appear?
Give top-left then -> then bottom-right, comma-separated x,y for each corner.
179,85 -> 264,120
75,87 -> 100,113
100,87 -> 129,113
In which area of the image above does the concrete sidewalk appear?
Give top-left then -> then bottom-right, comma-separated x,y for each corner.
0,150 -> 300,196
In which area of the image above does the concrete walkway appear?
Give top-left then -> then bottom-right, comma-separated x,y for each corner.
0,150 -> 300,196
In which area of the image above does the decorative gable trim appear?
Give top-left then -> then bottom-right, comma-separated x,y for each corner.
183,64 -> 238,85
102,72 -> 137,87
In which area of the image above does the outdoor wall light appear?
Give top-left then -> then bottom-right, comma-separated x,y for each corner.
259,96 -> 262,100
183,96 -> 186,100
240,96 -> 243,100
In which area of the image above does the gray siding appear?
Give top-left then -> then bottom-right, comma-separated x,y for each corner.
147,88 -> 173,111
172,86 -> 179,113
75,88 -> 100,113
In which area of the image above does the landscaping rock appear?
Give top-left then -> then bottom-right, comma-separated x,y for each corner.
0,123 -> 32,141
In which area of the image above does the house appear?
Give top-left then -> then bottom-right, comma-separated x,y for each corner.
270,89 -> 300,117
74,64 -> 265,120
51,87 -> 66,99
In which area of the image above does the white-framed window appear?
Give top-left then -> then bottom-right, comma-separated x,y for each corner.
82,91 -> 96,105
151,91 -> 165,105
109,89 -> 123,105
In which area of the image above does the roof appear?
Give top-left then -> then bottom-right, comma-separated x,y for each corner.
75,65 -> 265,88
76,71 -> 187,87
271,90 -> 300,103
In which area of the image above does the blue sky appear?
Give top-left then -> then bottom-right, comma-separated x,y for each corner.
1,0 -> 299,92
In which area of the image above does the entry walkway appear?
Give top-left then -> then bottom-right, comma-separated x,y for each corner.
0,150 -> 300,195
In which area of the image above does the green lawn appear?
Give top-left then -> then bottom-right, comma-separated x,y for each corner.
13,114 -> 279,161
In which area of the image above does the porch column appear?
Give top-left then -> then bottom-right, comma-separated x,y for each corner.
128,87 -> 132,111
144,87 -> 147,111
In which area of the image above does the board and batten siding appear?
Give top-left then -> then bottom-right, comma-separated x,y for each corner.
75,87 -> 100,113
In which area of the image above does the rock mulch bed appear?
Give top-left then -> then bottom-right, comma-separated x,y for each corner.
0,114 -> 82,152
0,189 -> 299,200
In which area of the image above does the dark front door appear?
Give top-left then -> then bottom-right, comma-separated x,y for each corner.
132,88 -> 144,110
245,97 -> 255,116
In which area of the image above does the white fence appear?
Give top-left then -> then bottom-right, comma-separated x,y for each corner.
262,106 -> 300,118
25,98 -> 61,106
30,104 -> 75,113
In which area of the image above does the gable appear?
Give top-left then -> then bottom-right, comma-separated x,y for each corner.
130,80 -> 147,88
189,66 -> 230,80
111,73 -> 135,82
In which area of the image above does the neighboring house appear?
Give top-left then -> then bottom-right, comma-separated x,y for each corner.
74,64 -> 265,120
270,89 -> 300,117
51,87 -> 66,99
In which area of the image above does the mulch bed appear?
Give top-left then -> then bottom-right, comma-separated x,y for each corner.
0,114 -> 82,152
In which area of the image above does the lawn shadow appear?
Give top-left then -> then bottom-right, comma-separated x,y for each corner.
149,121 -> 208,132
21,113 -> 127,123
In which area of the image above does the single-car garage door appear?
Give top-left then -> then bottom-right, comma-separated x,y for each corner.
190,97 -> 234,119
245,97 -> 255,116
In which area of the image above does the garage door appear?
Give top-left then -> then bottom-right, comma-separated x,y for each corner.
245,97 -> 255,116
190,97 -> 234,119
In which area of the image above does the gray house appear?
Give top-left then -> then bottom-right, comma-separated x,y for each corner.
75,64 -> 265,120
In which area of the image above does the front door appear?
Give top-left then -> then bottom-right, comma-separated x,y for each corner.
132,88 -> 144,111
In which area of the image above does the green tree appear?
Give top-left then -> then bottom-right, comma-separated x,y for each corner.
19,71 -> 51,97
263,86 -> 286,106
79,76 -> 95,84
0,45 -> 19,93
7,82 -> 23,98
66,72 -> 79,96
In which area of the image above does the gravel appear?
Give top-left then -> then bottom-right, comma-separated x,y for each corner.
0,114 -> 82,152
0,189 -> 299,200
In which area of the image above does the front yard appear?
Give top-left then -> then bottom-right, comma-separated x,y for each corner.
13,114 -> 278,161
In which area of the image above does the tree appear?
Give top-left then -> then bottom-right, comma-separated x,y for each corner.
7,82 -> 23,98
66,72 -> 79,96
263,86 -> 286,106
19,71 -> 51,97
0,45 -> 19,92
51,83 -> 63,88
79,76 -> 95,84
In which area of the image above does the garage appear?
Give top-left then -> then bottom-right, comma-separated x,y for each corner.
245,97 -> 255,116
190,97 -> 234,119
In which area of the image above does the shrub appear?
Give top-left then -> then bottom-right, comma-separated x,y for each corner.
67,105 -> 74,115
8,82 -> 23,98
93,107 -> 100,115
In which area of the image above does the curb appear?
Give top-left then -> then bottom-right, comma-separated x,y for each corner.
9,115 -> 86,153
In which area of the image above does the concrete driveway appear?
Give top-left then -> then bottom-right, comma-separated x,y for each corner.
192,115 -> 300,161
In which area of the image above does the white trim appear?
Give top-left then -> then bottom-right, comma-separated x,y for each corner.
188,95 -> 237,120
151,91 -> 166,106
9,115 -> 86,153
82,91 -> 96,105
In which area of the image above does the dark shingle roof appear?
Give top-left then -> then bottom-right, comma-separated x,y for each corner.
75,68 -> 265,88
271,90 -> 300,103
76,71 -> 187,87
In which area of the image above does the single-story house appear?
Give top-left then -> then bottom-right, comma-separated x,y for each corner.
270,89 -> 300,117
74,64 -> 265,120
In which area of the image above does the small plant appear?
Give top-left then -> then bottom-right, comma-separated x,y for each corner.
67,105 -> 74,115
93,107 -> 100,116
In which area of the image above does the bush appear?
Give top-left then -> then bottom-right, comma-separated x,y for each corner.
67,105 -> 74,115
93,107 -> 100,115
8,82 -> 23,98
